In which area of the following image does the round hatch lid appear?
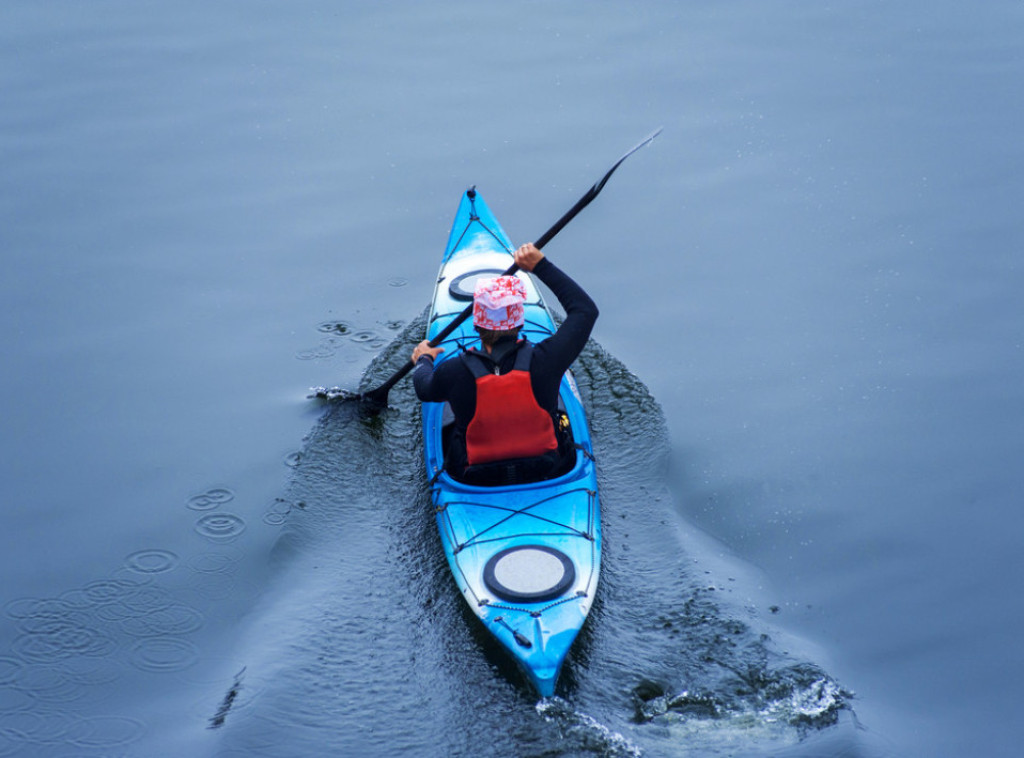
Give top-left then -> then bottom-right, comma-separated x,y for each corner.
448,268 -> 508,301
483,545 -> 576,603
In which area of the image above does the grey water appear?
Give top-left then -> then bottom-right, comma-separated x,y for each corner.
2,2 -> 1021,756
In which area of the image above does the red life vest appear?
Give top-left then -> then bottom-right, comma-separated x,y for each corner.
462,343 -> 559,466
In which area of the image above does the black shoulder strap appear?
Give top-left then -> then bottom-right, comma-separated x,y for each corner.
512,342 -> 534,372
460,350 -> 493,379
461,340 -> 534,378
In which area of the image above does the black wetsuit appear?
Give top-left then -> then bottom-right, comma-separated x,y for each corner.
413,257 -> 598,473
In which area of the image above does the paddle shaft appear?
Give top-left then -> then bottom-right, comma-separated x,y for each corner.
364,195 -> 588,402
361,128 -> 662,407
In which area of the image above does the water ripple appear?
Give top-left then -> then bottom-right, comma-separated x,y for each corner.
129,637 -> 200,673
0,657 -> 22,685
317,320 -> 352,335
64,715 -> 146,749
194,513 -> 247,542
187,487 -> 235,511
124,548 -> 180,574
119,604 -> 204,637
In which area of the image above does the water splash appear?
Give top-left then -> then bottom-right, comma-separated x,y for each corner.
537,697 -> 643,757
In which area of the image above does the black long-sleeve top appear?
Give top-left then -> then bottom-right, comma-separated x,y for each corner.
413,257 -> 598,436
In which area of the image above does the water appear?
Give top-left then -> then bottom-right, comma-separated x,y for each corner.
2,2 -> 1022,756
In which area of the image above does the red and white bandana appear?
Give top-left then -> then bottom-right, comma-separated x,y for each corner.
473,276 -> 526,331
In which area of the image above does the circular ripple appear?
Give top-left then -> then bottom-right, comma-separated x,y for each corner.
129,638 -> 199,673
350,329 -> 378,344
57,588 -> 99,609
124,549 -> 180,574
0,686 -> 34,712
317,320 -> 352,335
13,666 -> 83,703
0,656 -> 22,685
59,656 -> 122,686
17,607 -> 91,636
295,344 -> 337,361
11,624 -> 117,663
94,602 -> 139,622
350,329 -> 387,350
118,585 -> 173,614
195,513 -> 246,543
187,488 -> 235,511
81,581 -> 123,604
3,597 -> 40,620
82,579 -> 134,605
64,715 -> 146,749
284,452 -> 301,468
0,732 -> 20,758
120,604 -> 204,637
388,277 -> 408,287
4,597 -> 73,621
262,499 -> 292,526
89,584 -> 172,624
0,709 -> 74,744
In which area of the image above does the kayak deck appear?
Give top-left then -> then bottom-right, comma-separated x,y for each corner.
421,189 -> 601,696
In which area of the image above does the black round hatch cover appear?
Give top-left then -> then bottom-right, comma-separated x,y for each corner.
482,545 -> 576,603
448,268 -> 508,301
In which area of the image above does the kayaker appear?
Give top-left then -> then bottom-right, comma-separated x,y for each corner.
411,242 -> 598,484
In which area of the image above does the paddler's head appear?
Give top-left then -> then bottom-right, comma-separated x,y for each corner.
473,275 -> 526,351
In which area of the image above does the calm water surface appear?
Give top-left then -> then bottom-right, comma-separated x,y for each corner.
2,2 -> 1022,756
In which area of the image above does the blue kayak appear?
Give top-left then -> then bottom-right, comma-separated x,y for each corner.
421,188 -> 602,697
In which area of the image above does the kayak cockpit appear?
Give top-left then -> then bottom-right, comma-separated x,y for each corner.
437,400 -> 581,488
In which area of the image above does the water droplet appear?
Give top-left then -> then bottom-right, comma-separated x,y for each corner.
350,329 -> 378,344
317,320 -> 352,335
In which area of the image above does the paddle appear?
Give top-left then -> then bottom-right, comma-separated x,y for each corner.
313,127 -> 663,412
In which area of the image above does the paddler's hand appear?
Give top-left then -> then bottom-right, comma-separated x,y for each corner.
412,340 -> 444,363
514,243 -> 544,272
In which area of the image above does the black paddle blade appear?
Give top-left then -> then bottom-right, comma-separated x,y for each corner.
357,386 -> 391,415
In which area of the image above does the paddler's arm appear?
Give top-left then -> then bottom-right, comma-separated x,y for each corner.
412,342 -> 446,401
412,341 -> 443,364
517,245 -> 599,362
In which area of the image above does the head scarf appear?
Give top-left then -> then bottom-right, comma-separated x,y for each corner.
472,275 -> 526,331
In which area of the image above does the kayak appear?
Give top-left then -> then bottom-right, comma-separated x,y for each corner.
421,188 -> 602,697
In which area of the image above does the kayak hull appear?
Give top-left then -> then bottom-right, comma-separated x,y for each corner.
422,189 -> 601,697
